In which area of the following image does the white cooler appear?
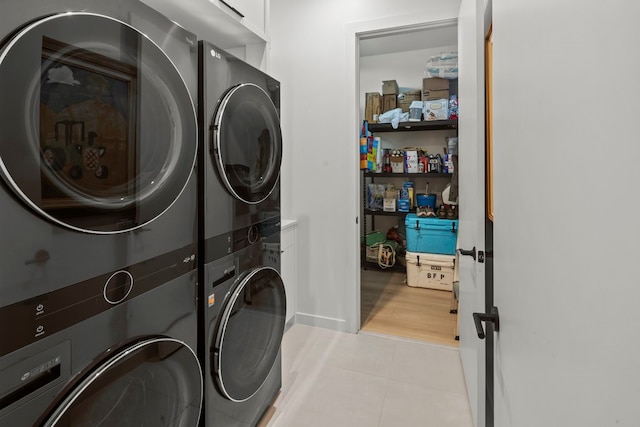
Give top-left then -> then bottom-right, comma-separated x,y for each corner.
405,251 -> 455,291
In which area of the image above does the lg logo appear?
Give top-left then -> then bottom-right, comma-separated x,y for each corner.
210,49 -> 221,59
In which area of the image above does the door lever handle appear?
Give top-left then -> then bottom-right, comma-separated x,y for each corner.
472,306 -> 500,339
458,246 -> 476,261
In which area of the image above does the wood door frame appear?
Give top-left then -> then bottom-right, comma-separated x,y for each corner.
486,26 -> 494,222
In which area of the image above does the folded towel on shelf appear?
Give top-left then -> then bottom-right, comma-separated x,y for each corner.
378,108 -> 409,129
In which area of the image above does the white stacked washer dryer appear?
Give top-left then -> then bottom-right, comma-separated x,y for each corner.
0,1 -> 203,425
197,40 -> 286,426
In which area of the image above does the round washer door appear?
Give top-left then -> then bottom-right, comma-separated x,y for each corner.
41,337 -> 202,427
213,266 -> 286,402
212,83 -> 282,204
0,12 -> 197,233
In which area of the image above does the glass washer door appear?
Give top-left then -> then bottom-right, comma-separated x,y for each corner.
0,12 -> 197,233
213,266 -> 286,402
212,83 -> 282,204
41,337 -> 203,427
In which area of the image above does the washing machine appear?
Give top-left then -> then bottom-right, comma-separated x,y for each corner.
0,267 -> 202,426
202,218 -> 286,426
197,39 -> 282,265
0,0 -> 202,424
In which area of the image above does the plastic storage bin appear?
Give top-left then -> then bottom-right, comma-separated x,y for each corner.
405,251 -> 455,291
405,214 -> 458,255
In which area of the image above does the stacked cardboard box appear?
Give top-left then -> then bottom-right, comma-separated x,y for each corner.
365,92 -> 381,123
381,80 -> 398,113
422,77 -> 449,101
397,90 -> 421,112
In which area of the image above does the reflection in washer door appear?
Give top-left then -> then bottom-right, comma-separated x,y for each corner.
213,267 -> 286,402
0,12 -> 197,233
40,337 -> 202,427
212,83 -> 282,205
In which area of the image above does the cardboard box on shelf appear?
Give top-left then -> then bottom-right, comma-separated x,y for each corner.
423,99 -> 449,121
397,90 -> 421,112
422,77 -> 450,101
382,94 -> 397,113
404,150 -> 419,173
365,92 -> 381,123
382,80 -> 399,95
390,155 -> 404,173
383,198 -> 396,212
383,189 -> 397,212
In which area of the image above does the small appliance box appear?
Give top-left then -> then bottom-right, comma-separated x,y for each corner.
405,251 -> 455,291
404,214 -> 459,255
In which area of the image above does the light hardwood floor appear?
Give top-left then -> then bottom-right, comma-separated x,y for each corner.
360,267 -> 459,347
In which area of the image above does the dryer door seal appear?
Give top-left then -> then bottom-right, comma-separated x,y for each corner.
211,83 -> 282,205
213,266 -> 286,402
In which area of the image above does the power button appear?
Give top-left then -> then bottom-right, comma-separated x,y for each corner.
103,270 -> 134,305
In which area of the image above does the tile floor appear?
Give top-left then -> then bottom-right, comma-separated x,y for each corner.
266,324 -> 473,427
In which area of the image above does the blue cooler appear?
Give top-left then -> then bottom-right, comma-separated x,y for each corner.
404,214 -> 459,255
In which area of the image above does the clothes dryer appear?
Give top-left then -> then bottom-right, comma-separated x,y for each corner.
0,0 -> 201,424
202,217 -> 285,426
197,39 -> 282,266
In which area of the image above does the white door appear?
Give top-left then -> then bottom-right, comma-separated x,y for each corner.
492,1 -> 640,426
457,0 -> 487,426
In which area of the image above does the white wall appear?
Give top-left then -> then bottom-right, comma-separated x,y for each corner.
270,0 -> 461,331
141,0 -> 269,69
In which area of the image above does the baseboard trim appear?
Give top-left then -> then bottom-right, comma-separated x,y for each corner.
294,312 -> 349,332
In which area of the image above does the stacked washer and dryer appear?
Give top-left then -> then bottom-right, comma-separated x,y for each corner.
197,40 -> 286,426
0,0 -> 203,425
0,2 -> 286,426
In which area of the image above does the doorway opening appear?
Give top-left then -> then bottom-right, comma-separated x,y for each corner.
357,20 -> 459,346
